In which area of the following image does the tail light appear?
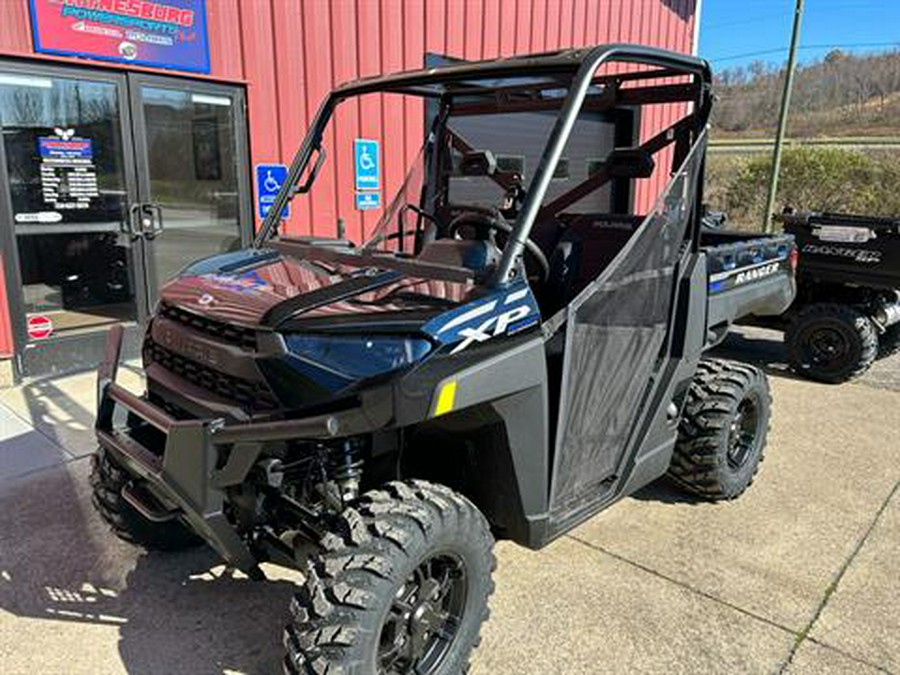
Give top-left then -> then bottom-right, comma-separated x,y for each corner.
789,247 -> 799,273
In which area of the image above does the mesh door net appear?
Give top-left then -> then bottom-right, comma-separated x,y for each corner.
549,134 -> 708,513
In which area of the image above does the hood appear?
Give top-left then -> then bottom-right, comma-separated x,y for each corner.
159,248 -> 474,328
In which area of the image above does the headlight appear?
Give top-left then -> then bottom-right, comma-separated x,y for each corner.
284,334 -> 432,379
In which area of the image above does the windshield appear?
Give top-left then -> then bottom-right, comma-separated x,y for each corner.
258,54 -> 710,289
263,77 -> 589,256
363,143 -> 427,253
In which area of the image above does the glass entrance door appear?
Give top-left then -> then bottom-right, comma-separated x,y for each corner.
0,68 -> 142,355
0,63 -> 250,376
129,77 -> 250,301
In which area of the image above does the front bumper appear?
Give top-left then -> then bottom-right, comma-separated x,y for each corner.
94,326 -> 392,572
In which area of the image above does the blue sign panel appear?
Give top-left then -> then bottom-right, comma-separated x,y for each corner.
256,164 -> 289,219
354,139 -> 380,191
38,137 -> 93,160
30,0 -> 211,74
356,191 -> 381,211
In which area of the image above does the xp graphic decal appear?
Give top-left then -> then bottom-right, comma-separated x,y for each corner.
30,0 -> 210,73
423,286 -> 541,354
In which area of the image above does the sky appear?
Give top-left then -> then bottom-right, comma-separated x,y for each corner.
699,0 -> 899,71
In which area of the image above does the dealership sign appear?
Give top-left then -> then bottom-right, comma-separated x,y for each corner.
29,0 -> 210,74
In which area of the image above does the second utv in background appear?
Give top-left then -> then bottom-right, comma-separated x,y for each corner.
777,209 -> 900,383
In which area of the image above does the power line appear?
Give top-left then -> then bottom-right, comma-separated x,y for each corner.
710,42 -> 900,63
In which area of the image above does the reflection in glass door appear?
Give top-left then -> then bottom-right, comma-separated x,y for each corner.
0,65 -> 251,375
131,81 -> 248,296
0,70 -> 140,340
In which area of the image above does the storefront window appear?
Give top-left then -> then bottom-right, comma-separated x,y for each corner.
139,86 -> 242,284
0,72 -> 135,336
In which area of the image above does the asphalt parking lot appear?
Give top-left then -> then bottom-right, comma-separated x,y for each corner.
0,325 -> 898,674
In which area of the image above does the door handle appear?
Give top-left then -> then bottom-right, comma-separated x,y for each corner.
127,203 -> 164,240
142,203 -> 164,240
126,203 -> 144,241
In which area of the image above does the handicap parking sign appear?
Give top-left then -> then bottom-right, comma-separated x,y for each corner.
256,164 -> 290,219
354,139 -> 380,191
356,191 -> 381,210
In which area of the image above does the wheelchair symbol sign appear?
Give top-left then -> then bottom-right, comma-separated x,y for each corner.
255,163 -> 289,219
354,139 -> 380,190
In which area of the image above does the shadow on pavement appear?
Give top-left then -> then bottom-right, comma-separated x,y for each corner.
0,458 -> 297,674
629,476 -> 707,505
709,324 -> 810,383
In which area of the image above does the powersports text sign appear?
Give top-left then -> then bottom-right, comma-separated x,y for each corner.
30,0 -> 210,74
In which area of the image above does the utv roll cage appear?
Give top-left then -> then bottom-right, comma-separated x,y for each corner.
254,44 -> 713,286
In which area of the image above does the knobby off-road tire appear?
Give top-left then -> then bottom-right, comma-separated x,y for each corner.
284,480 -> 496,675
668,358 -> 771,500
785,303 -> 878,383
877,324 -> 900,359
90,447 -> 202,551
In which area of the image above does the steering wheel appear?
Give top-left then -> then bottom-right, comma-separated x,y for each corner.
448,206 -> 550,282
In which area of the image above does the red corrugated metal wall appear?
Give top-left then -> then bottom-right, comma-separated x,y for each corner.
0,0 -> 697,359
235,0 -> 698,243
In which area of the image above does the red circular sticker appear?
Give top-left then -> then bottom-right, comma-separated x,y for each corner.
27,315 -> 53,340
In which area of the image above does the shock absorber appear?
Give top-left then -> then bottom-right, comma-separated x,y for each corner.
331,438 -> 365,504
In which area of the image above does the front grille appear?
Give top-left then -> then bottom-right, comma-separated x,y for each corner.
144,338 -> 278,412
159,303 -> 257,351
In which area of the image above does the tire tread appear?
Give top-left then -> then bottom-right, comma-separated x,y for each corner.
284,481 -> 495,675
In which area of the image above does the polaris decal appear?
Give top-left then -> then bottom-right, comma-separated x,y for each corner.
802,243 -> 881,264
422,284 -> 540,353
709,257 -> 786,294
198,270 -> 271,293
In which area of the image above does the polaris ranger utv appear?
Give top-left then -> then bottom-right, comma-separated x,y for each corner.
92,46 -> 795,674
775,209 -> 900,382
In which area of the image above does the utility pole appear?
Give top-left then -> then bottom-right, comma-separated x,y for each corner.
764,0 -> 805,233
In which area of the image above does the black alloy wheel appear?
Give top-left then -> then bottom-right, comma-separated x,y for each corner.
786,303 -> 878,383
669,358 -> 771,500
726,397 -> 760,471
378,553 -> 468,673
284,480 -> 495,675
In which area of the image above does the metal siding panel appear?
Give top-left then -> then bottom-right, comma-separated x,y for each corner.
544,0 -> 561,51
0,0 -> 32,55
272,0 -> 311,235
425,0 -> 447,55
357,0 -> 383,240
530,0 -> 546,52
498,0 -> 517,56
607,0 -> 621,43
381,0 -> 406,215
302,0 -> 338,234
583,0 -> 598,44
446,0 -> 465,58
572,0 -> 586,45
239,0 -> 282,232
483,0 -> 502,58
464,0 -> 485,60
332,0 -> 363,243
559,0 -> 574,48
403,0 -> 427,239
206,0 -> 244,79
404,0 -> 427,163
515,0 -> 532,53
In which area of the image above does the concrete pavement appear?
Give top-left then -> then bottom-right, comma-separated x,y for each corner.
0,330 -> 898,674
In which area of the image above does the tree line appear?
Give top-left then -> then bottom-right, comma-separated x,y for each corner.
713,49 -> 900,137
